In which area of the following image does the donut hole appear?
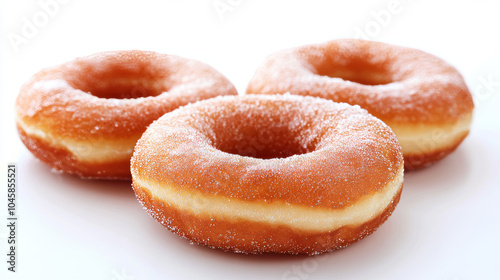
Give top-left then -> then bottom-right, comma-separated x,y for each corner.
215,125 -> 313,159
68,61 -> 170,99
319,68 -> 394,85
82,78 -> 169,99
315,56 -> 394,85
212,111 -> 316,159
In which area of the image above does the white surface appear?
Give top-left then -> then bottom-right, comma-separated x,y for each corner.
1,1 -> 500,279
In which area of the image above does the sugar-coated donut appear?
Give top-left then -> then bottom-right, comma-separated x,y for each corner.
246,39 -> 474,170
16,50 -> 237,179
131,94 -> 404,255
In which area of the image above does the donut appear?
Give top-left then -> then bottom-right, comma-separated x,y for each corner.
15,50 -> 237,179
246,39 -> 474,170
131,94 -> 404,254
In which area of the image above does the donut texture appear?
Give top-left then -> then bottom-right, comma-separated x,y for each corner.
16,50 -> 237,179
131,94 -> 404,254
246,39 -> 474,170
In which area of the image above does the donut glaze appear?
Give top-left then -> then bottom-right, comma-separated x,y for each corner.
16,50 -> 237,179
131,94 -> 404,254
246,39 -> 474,170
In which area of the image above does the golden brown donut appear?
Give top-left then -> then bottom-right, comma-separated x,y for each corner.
131,94 -> 404,255
246,39 -> 474,170
16,50 -> 237,179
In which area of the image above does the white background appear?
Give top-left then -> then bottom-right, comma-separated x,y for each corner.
1,0 -> 500,279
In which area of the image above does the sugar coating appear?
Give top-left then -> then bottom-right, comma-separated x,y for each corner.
246,39 -> 474,170
131,94 -> 404,254
16,50 -> 237,140
132,94 -> 403,209
246,39 -> 474,124
15,50 -> 237,178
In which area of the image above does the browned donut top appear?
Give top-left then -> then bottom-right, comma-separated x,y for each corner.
132,94 -> 403,209
16,50 -> 237,140
246,39 -> 474,124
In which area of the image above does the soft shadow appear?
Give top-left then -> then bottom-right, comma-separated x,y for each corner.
404,138 -> 488,195
55,172 -> 135,199
22,156 -> 135,200
19,138 -> 487,279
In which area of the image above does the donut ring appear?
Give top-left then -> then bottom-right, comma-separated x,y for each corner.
246,39 -> 474,170
131,94 -> 404,254
16,50 -> 237,179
